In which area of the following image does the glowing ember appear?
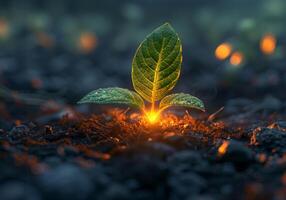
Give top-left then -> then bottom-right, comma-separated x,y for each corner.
230,51 -> 244,66
215,42 -> 232,60
260,34 -> 276,55
218,141 -> 229,155
146,111 -> 160,123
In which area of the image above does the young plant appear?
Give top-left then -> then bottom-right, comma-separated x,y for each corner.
78,23 -> 205,123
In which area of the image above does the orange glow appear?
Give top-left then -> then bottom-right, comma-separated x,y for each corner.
146,111 -> 160,123
260,34 -> 276,55
78,108 -> 226,144
79,32 -> 97,53
215,43 -> 232,60
230,51 -> 244,66
218,141 -> 229,155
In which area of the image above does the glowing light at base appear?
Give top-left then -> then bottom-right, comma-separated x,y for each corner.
146,111 -> 160,124
215,42 -> 232,60
230,51 -> 244,66
260,34 -> 276,55
78,108 -> 227,144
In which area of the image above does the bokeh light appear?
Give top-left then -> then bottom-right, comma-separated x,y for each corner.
79,32 -> 97,53
260,33 -> 277,55
215,42 -> 233,60
230,51 -> 244,66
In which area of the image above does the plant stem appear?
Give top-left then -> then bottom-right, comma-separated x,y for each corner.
151,101 -> 155,112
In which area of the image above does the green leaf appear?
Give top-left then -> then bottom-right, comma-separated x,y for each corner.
159,93 -> 205,112
131,23 -> 182,103
78,87 -> 145,109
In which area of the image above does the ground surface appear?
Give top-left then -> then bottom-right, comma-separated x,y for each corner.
2,103 -> 286,200
1,0 -> 286,199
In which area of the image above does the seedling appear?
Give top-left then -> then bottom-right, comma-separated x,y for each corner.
78,23 -> 205,123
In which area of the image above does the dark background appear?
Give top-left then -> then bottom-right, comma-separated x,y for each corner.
1,1 -> 286,200
0,0 -> 285,116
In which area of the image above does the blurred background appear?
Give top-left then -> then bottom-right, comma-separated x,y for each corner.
0,0 -> 285,117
